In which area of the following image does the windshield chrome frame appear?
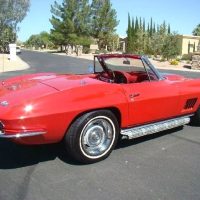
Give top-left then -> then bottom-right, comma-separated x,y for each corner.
94,55 -> 108,73
141,56 -> 164,80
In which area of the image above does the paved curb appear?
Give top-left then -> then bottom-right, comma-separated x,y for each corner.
0,54 -> 29,73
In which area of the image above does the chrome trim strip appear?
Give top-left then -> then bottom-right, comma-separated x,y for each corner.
0,131 -> 46,138
121,115 -> 192,140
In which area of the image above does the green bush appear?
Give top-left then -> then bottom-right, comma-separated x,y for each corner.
83,46 -> 90,54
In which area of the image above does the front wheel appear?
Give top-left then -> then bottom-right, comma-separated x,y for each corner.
65,110 -> 119,163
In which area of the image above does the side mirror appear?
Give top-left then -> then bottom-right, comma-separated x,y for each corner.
88,65 -> 94,73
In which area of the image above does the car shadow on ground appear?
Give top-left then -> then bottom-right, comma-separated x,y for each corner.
0,127 -> 184,169
0,140 -> 57,169
0,139 -> 82,169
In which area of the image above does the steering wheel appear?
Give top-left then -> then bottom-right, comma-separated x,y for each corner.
114,71 -> 129,83
98,69 -> 115,83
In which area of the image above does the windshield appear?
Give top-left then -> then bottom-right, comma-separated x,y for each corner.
94,55 -> 161,80
104,57 -> 145,72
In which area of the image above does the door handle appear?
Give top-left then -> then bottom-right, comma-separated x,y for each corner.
129,93 -> 140,98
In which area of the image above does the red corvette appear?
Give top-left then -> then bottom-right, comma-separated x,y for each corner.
0,54 -> 200,163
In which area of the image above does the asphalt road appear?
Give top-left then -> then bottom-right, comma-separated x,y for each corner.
0,50 -> 94,80
0,50 -> 200,200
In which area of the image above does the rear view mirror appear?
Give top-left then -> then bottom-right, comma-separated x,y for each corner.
123,60 -> 130,65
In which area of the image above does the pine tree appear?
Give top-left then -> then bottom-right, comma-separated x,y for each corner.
132,17 -> 135,36
75,0 -> 91,36
162,21 -> 167,34
143,18 -> 146,32
50,0 -> 92,52
126,13 -> 132,53
139,17 -> 142,29
90,0 -> 119,49
135,17 -> 139,32
126,15 -> 179,58
147,23 -> 150,35
153,23 -> 156,34
150,17 -> 153,37
168,24 -> 171,34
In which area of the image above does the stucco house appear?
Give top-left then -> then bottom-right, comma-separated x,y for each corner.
119,35 -> 200,56
179,35 -> 200,55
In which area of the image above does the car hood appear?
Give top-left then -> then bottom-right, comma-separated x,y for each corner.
0,73 -> 101,106
40,74 -> 101,91
161,73 -> 187,81
0,73 -> 58,108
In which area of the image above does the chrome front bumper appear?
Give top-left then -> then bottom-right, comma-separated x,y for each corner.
0,130 -> 46,138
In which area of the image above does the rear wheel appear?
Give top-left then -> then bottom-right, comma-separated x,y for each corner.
190,107 -> 200,126
65,110 -> 119,163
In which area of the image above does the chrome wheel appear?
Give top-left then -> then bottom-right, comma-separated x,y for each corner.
65,110 -> 119,163
80,116 -> 116,159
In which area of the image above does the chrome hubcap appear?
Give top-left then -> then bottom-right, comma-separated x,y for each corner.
81,117 -> 114,158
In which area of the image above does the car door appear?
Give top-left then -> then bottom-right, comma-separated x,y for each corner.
122,79 -> 181,126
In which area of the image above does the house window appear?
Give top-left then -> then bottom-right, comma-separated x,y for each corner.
188,43 -> 194,53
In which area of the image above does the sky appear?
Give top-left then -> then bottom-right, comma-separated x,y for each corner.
18,0 -> 200,42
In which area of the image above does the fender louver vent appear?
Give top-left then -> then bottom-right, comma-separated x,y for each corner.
184,98 -> 197,109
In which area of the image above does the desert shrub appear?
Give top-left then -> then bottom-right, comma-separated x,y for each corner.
160,57 -> 166,62
95,49 -> 108,54
181,53 -> 192,61
170,59 -> 179,65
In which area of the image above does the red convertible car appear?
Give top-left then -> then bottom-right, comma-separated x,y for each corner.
0,54 -> 200,163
